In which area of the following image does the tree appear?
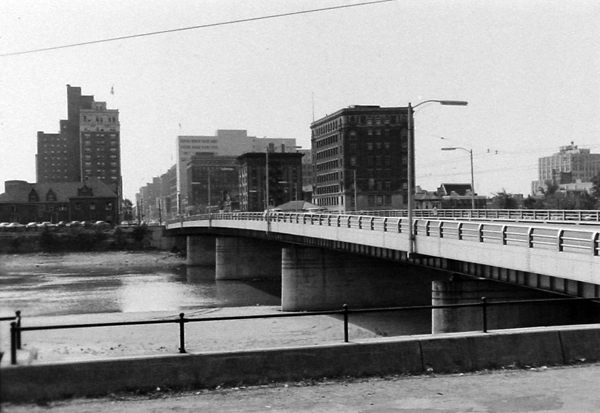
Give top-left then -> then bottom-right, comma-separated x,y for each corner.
122,199 -> 134,221
490,190 -> 518,209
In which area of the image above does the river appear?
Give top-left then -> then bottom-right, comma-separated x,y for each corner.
0,251 -> 282,317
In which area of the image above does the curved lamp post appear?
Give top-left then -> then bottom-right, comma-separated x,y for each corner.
442,147 -> 475,209
407,100 -> 468,258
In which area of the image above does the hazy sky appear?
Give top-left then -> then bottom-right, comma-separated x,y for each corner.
1,0 -> 598,201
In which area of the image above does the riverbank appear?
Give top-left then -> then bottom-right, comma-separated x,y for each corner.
3,305 -> 413,365
0,250 -> 183,271
0,251 -> 429,364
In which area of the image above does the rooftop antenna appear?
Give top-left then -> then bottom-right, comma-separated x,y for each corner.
312,92 -> 315,122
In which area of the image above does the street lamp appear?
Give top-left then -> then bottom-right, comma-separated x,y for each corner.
407,100 -> 468,257
441,147 -> 475,209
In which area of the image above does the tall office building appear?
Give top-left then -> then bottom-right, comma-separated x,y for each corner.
310,105 -> 409,213
533,142 -> 600,193
36,85 -> 121,195
175,130 -> 297,214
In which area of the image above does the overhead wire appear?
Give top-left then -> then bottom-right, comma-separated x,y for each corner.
0,0 -> 395,57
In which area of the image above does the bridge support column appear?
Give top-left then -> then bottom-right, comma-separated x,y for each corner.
281,246 -> 434,312
216,237 -> 282,280
432,275 -> 600,333
186,235 -> 216,266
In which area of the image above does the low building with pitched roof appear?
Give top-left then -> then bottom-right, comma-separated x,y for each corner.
0,179 -> 118,224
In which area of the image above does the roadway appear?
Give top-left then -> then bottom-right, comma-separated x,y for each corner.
5,363 -> 600,412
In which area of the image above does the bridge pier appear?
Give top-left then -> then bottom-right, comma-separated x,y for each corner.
186,235 -> 216,266
281,246 -> 434,312
432,274 -> 600,333
215,237 -> 282,280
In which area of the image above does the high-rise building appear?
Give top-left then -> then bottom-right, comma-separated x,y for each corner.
310,105 -> 409,212
533,142 -> 600,193
36,85 -> 121,196
175,130 -> 297,214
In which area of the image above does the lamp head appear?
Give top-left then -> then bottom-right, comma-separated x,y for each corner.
439,100 -> 468,106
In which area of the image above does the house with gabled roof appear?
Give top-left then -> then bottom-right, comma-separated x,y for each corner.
0,178 -> 118,224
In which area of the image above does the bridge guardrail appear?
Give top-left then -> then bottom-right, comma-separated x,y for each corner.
170,211 -> 600,257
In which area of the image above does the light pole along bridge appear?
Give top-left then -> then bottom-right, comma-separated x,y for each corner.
166,209 -> 600,333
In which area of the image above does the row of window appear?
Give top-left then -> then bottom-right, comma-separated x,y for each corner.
367,195 -> 393,206
315,134 -> 339,148
315,184 -> 340,195
313,120 -> 341,137
367,156 -> 393,167
316,196 -> 341,207
316,146 -> 339,160
316,171 -> 341,184
316,159 -> 340,171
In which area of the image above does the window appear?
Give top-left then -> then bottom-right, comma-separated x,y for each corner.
90,203 -> 96,210
367,143 -> 373,150
75,202 -> 81,210
106,202 -> 113,210
376,195 -> 383,205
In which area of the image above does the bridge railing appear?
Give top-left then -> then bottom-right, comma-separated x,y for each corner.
170,211 -> 600,257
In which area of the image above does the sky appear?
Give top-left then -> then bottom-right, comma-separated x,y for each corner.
0,0 -> 599,201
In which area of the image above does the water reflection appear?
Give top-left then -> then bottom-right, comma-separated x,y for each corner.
0,264 -> 281,317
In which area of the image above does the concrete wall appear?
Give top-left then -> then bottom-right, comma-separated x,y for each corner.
4,324 -> 600,403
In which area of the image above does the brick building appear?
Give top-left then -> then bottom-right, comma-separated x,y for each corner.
310,105 -> 409,212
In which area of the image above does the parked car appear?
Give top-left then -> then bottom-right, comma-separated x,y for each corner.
6,222 -> 25,231
93,220 -> 109,228
38,221 -> 56,228
67,221 -> 81,227
57,221 -> 68,227
26,222 -> 38,229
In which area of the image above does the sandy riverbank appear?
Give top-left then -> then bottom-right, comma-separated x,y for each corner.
2,305 -> 422,365
0,251 -> 430,365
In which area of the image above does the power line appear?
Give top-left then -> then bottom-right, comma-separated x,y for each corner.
0,0 -> 395,57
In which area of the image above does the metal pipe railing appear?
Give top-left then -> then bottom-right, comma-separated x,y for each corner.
7,297 -> 600,365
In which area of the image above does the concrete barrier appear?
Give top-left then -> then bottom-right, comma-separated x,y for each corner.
2,324 -> 599,403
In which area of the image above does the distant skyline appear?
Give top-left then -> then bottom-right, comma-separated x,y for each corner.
1,0 -> 598,201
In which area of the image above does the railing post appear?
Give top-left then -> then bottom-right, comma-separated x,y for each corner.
178,313 -> 187,354
457,222 -> 463,240
10,321 -> 17,365
592,232 -> 599,256
478,223 -> 484,242
501,225 -> 507,245
557,229 -> 565,252
481,297 -> 488,333
343,304 -> 349,343
16,310 -> 22,349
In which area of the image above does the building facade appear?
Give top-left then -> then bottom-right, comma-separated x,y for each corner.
175,130 -> 298,214
238,152 -> 304,212
186,153 -> 239,214
533,142 -> 600,194
0,179 -> 118,224
36,85 -> 121,195
310,105 -> 409,213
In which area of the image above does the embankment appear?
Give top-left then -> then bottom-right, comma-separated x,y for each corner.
3,323 -> 600,403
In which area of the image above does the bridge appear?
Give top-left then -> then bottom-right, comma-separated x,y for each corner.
166,209 -> 600,333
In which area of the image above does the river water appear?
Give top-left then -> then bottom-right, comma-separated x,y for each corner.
0,255 -> 282,317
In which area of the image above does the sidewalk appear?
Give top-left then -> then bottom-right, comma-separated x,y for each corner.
4,362 -> 600,412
